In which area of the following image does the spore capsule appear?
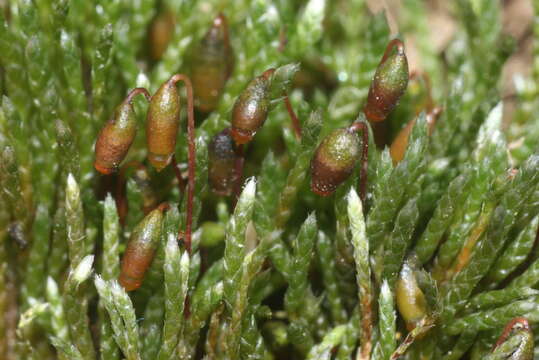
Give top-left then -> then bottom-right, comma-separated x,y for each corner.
310,127 -> 361,196
364,39 -> 409,123
208,128 -> 237,196
119,204 -> 166,291
192,13 -> 234,113
94,88 -> 150,174
146,76 -> 181,171
230,68 -> 275,145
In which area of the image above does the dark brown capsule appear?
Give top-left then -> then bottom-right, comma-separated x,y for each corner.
310,127 -> 360,196
146,75 -> 182,171
119,204 -> 167,291
208,128 -> 237,196
364,39 -> 409,123
192,13 -> 234,113
94,88 -> 151,174
230,68 -> 275,145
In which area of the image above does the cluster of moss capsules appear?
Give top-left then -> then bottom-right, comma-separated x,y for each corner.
92,11 -> 535,360
94,20 -> 434,305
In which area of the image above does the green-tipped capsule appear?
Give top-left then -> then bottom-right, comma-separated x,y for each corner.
489,318 -> 533,360
94,88 -> 150,174
396,256 -> 428,331
192,13 -> 234,113
364,39 -> 409,123
230,68 -> 275,145
208,128 -> 237,196
310,127 -> 360,196
119,204 -> 166,291
146,75 -> 181,171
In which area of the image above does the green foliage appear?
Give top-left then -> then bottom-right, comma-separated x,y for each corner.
1,0 -> 538,359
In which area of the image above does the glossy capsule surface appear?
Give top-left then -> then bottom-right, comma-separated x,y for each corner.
396,257 -> 428,331
146,76 -> 181,171
119,206 -> 165,291
310,127 -> 360,196
94,96 -> 138,174
364,39 -> 409,123
208,128 -> 237,196
192,13 -> 233,113
230,68 -> 274,145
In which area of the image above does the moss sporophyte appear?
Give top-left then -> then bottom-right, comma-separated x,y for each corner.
94,88 -> 151,175
191,13 -> 234,113
231,68 -> 275,145
208,128 -> 238,196
310,122 -> 369,201
364,39 -> 409,123
3,2 -> 539,359
119,203 -> 167,291
146,75 -> 184,171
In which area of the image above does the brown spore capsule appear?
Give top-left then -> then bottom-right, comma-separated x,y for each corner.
119,204 -> 167,291
192,13 -> 234,113
310,127 -> 360,196
148,9 -> 175,61
208,128 -> 237,196
364,39 -> 409,123
146,76 -> 181,171
230,68 -> 275,145
94,88 -> 150,174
